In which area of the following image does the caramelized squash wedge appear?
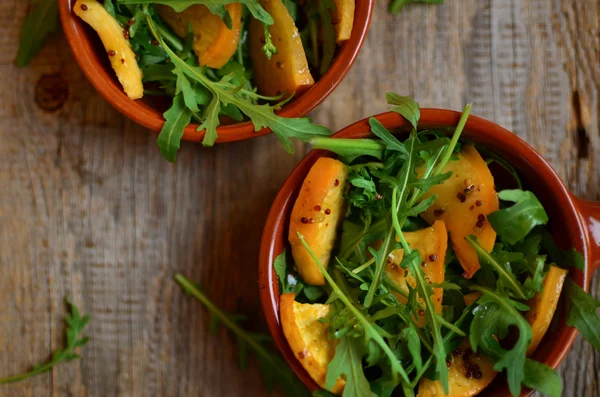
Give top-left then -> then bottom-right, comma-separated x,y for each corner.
385,221 -> 448,325
157,4 -> 242,69
74,0 -> 143,99
249,0 -> 314,97
331,0 -> 355,43
463,292 -> 482,307
418,339 -> 496,397
289,158 -> 348,285
525,265 -> 568,355
280,294 -> 344,394
418,144 -> 499,278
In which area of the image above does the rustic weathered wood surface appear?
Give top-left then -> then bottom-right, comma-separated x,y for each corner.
1,0 -> 598,396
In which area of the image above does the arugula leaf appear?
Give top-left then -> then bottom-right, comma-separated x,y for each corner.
0,299 -> 90,384
385,93 -> 420,130
173,66 -> 200,113
368,118 -> 408,155
542,230 -> 585,271
274,250 -> 296,293
565,279 -> 600,351
199,94 -> 222,146
325,337 -> 376,396
120,0 -> 274,26
174,273 -> 310,397
488,189 -> 549,244
469,286 -> 532,397
157,93 -> 193,162
16,0 -> 60,67
388,0 -> 444,16
522,358 -> 562,397
466,236 -> 527,299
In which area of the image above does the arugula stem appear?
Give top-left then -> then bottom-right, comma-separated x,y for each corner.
433,104 -> 472,176
352,257 -> 375,274
156,23 -> 184,53
309,137 -> 386,160
297,233 -> 412,387
364,135 -> 417,308
466,236 -> 527,300
173,274 -> 302,388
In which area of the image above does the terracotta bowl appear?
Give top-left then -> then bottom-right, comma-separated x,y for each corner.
59,0 -> 374,143
258,110 -> 600,396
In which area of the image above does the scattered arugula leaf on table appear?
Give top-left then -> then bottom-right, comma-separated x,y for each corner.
174,273 -> 310,397
0,299 -> 90,385
15,0 -> 60,67
389,0 -> 445,16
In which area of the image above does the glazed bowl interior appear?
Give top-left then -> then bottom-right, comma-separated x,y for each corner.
59,0 -> 374,143
259,110 -> 592,396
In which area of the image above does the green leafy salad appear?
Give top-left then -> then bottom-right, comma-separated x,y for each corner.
273,94 -> 600,397
69,0 -> 354,161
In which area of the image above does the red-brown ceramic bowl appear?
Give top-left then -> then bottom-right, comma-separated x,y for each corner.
59,0 -> 374,143
258,110 -> 600,396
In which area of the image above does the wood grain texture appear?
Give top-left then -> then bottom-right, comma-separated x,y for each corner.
0,0 -> 598,396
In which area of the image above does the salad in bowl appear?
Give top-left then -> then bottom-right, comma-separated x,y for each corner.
63,0 -> 372,161
260,94 -> 600,397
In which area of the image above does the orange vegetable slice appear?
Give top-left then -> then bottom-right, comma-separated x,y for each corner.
419,144 -> 499,278
280,293 -> 344,394
332,0 -> 355,43
157,4 -> 242,69
289,158 -> 348,285
525,265 -> 568,355
249,0 -> 314,97
385,221 -> 447,326
418,339 -> 496,397
463,292 -> 482,307
74,0 -> 143,99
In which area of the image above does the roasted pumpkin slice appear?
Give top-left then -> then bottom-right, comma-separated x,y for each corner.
385,221 -> 448,326
249,0 -> 314,97
331,0 -> 355,43
74,0 -> 143,99
289,158 -> 348,285
280,294 -> 344,394
418,144 -> 499,278
157,4 -> 242,69
525,265 -> 568,355
463,292 -> 482,307
418,339 -> 496,397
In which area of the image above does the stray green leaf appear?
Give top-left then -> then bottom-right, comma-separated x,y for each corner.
16,0 -> 60,67
0,299 -> 90,384
174,273 -> 310,397
388,0 -> 444,16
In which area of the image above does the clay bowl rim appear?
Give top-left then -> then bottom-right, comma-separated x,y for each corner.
258,109 -> 599,396
59,0 -> 375,143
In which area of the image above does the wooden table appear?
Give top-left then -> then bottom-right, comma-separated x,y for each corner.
1,0 -> 598,396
